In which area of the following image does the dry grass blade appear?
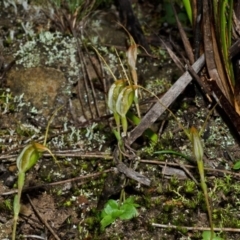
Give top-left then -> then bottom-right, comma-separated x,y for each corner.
203,0 -> 233,106
193,0 -> 202,59
208,79 -> 240,136
160,38 -> 185,73
172,3 -> 194,64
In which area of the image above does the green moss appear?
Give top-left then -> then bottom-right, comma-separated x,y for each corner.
169,176 -> 180,187
183,179 -> 196,194
0,199 -> 12,211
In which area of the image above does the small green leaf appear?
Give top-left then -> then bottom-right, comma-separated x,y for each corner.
106,199 -> 119,209
119,203 -> 138,220
182,0 -> 192,25
202,230 -> 223,240
111,209 -> 125,218
100,214 -> 115,230
124,196 -> 135,204
101,199 -> 119,217
126,111 -> 158,143
233,160 -> 240,170
100,197 -> 139,230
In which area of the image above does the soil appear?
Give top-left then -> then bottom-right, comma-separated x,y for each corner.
1,1 -> 240,240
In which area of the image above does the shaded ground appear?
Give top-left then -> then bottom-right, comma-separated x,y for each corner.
1,1 -> 240,240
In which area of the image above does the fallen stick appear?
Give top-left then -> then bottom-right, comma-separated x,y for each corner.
152,222 -> 240,233
127,54 -> 206,145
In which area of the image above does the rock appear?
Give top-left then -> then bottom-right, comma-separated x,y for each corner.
7,66 -> 66,118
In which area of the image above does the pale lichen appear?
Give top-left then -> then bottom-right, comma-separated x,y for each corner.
14,31 -> 80,84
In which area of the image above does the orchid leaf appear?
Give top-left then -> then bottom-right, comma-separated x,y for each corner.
100,197 -> 139,230
182,0 -> 192,25
233,160 -> 240,170
100,215 -> 114,231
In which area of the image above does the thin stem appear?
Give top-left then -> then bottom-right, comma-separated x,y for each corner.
12,172 -> 25,240
44,106 -> 63,146
197,160 -> 214,240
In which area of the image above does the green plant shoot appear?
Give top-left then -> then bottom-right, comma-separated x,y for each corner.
202,230 -> 223,240
12,107 -> 61,240
233,160 -> 240,170
187,127 -> 214,240
100,197 -> 139,231
182,0 -> 192,25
